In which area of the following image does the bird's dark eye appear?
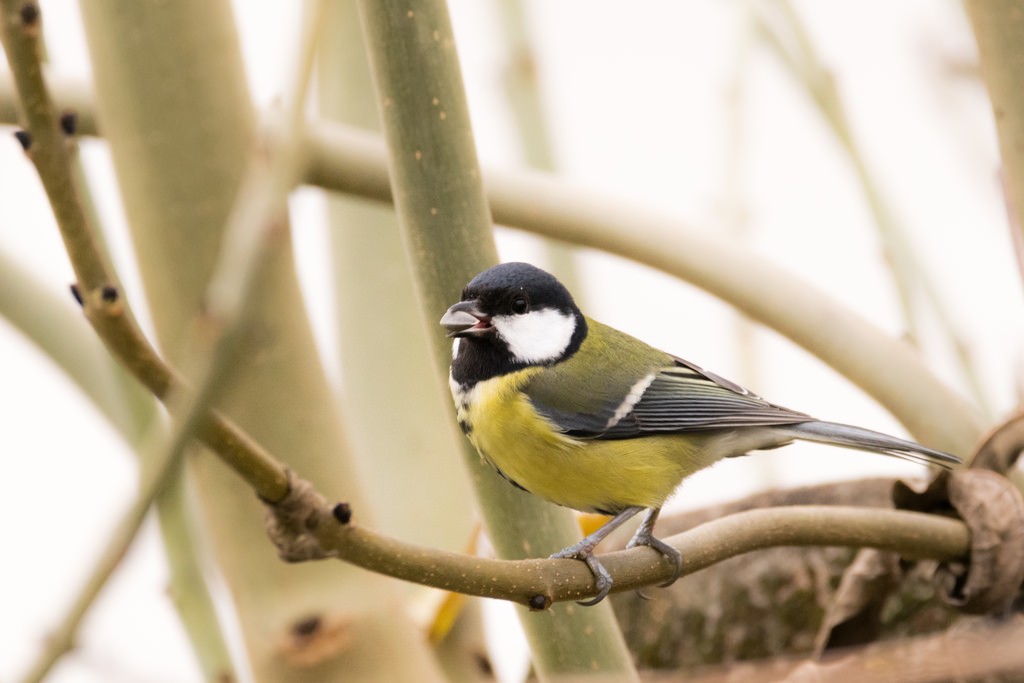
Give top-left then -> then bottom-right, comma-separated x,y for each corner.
511,296 -> 529,314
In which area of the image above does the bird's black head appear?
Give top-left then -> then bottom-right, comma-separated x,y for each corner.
441,262 -> 587,386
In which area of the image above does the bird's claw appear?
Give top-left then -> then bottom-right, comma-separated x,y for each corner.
551,534 -> 681,605
550,544 -> 614,605
577,553 -> 613,605
626,524 -> 683,588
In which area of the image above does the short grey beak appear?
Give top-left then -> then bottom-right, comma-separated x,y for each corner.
441,300 -> 492,338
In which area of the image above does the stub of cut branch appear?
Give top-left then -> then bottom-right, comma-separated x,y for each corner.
265,472 -> 338,562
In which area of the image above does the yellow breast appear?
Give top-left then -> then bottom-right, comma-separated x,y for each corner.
451,371 -> 717,514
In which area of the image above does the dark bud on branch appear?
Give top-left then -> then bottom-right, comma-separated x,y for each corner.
13,130 -> 31,151
59,111 -> 77,136
291,615 -> 321,637
528,594 -> 550,611
332,502 -> 352,525
19,2 -> 39,26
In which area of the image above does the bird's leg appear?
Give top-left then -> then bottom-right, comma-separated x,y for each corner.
549,505 -> 645,605
625,507 -> 682,588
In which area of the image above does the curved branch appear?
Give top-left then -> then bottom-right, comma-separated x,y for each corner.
0,76 -> 986,454
0,3 -> 290,502
302,498 -> 969,606
303,121 -> 984,456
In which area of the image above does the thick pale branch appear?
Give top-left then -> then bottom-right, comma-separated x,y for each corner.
303,121 -> 983,456
0,78 -> 985,453
354,0 -> 637,676
965,1 -> 1024,256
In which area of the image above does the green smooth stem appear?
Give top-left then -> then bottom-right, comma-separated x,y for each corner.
965,1 -> 1024,265
355,0 -> 638,678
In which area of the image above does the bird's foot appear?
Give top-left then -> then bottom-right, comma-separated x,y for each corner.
626,533 -> 682,588
626,509 -> 682,589
549,505 -> 646,605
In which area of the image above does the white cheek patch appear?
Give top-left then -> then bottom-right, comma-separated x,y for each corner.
451,337 -> 461,360
493,308 -> 577,364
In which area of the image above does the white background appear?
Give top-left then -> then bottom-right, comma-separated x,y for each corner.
1,1 -> 1020,681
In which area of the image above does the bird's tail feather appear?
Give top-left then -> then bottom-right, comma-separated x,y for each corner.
786,421 -> 961,470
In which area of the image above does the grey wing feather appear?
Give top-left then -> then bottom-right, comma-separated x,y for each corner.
524,345 -> 962,468
533,398 -> 626,435
600,363 -> 814,438
531,357 -> 815,440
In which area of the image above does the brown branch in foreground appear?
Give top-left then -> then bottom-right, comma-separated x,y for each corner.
651,615 -> 1024,683
268,475 -> 969,607
0,0 -> 289,503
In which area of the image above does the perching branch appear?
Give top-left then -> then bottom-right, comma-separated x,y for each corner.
273,478 -> 969,606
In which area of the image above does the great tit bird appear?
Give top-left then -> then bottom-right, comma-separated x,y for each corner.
441,262 -> 961,605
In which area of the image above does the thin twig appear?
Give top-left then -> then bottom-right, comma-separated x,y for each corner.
14,3 -> 325,678
0,0 -> 291,502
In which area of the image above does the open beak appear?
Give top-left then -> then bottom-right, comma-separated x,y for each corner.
440,300 -> 493,338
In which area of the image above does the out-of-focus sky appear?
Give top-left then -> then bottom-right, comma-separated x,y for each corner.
1,2 -> 1019,681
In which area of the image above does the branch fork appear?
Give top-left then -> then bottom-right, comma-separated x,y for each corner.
265,472 -> 340,562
